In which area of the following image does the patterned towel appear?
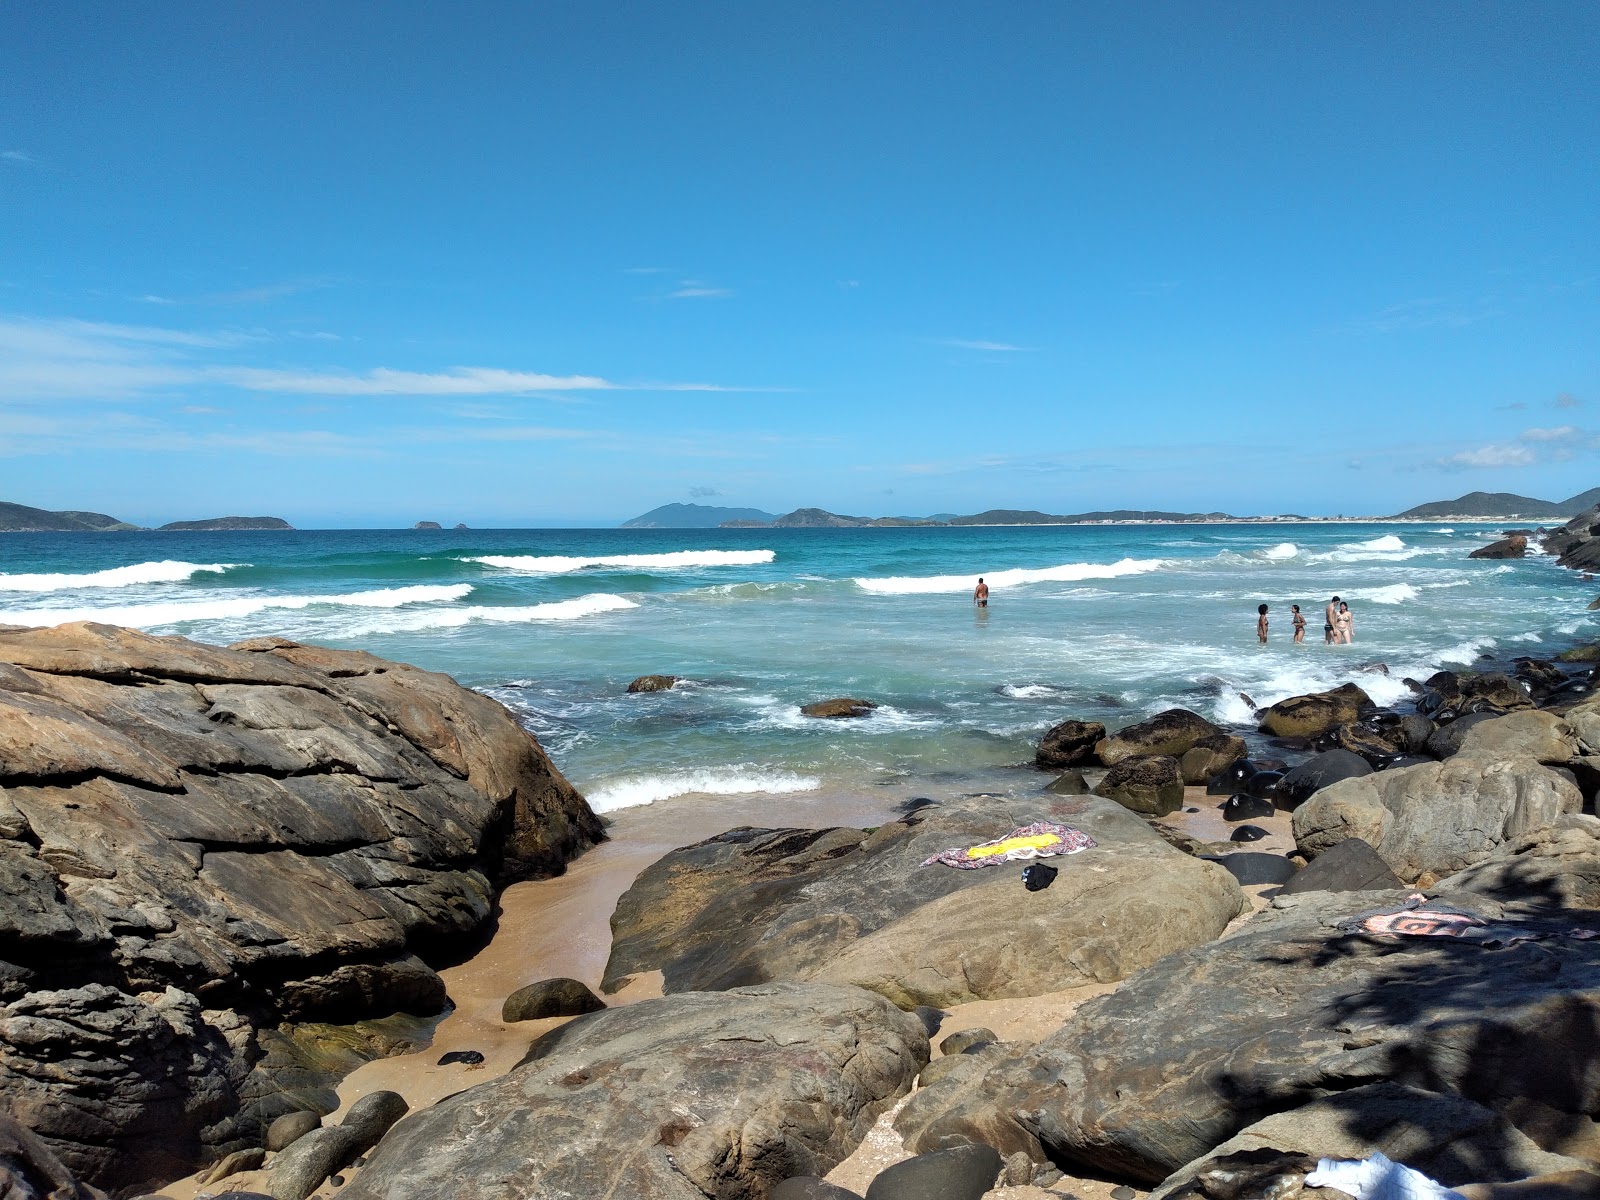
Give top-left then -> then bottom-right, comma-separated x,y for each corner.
1333,894 -> 1595,946
922,821 -> 1096,870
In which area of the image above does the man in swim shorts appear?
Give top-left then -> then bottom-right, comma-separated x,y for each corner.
1324,595 -> 1340,644
973,577 -> 989,607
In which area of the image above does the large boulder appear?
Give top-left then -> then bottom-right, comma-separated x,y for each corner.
1179,734 -> 1248,785
1292,753 -> 1581,882
603,795 -> 1247,1008
339,983 -> 928,1200
1437,815 -> 1600,910
1094,755 -> 1184,816
1427,712 -> 1501,758
1455,711 -> 1578,765
625,674 -> 679,693
1095,709 -> 1226,766
1470,534 -> 1528,559
0,623 -> 602,1190
0,1114 -> 108,1200
1036,719 -> 1106,769
895,888 -> 1600,1184
801,698 -> 878,719
1274,749 -> 1372,810
1258,684 -> 1371,739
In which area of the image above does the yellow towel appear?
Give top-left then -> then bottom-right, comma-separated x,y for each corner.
966,832 -> 1060,859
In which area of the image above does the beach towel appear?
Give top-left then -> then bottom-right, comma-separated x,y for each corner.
1306,1153 -> 1461,1200
922,821 -> 1095,870
1333,894 -> 1574,947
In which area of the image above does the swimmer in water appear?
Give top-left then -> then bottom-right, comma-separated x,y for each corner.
973,577 -> 989,608
1257,603 -> 1269,644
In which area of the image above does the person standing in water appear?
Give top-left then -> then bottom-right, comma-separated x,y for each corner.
1337,601 -> 1354,644
973,577 -> 989,608
1257,603 -> 1269,644
1291,604 -> 1307,644
1324,595 -> 1341,644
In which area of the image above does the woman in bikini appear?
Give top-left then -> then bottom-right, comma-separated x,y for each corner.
1256,603 -> 1269,644
1337,601 -> 1354,644
1291,604 -> 1306,644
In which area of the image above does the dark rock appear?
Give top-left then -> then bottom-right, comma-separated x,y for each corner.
0,1114 -> 109,1200
1257,684 -> 1372,739
1276,837 -> 1403,895
913,1006 -> 947,1037
268,1091 -> 408,1200
1209,853 -> 1296,886
1206,760 -> 1261,796
1229,825 -> 1268,842
1377,754 -> 1433,771
1045,770 -> 1089,796
1470,534 -> 1528,559
198,1148 -> 266,1185
1241,771 -> 1285,801
1036,720 -> 1107,769
1112,1189 -> 1138,1200
341,983 -> 927,1200
895,889 -> 1600,1184
1328,722 -> 1401,763
1459,672 -> 1536,714
1221,795 -> 1275,822
1178,735 -> 1248,786
1426,711 -> 1500,758
940,1028 -> 998,1056
1558,644 -> 1600,664
1021,862 -> 1058,891
265,1110 -> 321,1152
862,1144 -> 1003,1200
1518,659 -> 1568,695
771,1180 -> 866,1200
501,978 -> 607,1023
1094,755 -> 1185,817
1096,709 -> 1225,767
625,675 -> 680,693
436,1050 -> 485,1066
601,795 -> 1246,1008
801,698 -> 878,719
1274,749 -> 1373,810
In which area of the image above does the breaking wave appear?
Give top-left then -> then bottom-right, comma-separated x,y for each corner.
855,557 -> 1166,594
340,593 -> 639,634
0,560 -> 240,593
466,550 -> 775,574
584,767 -> 822,813
1347,583 -> 1420,604
0,583 -> 475,629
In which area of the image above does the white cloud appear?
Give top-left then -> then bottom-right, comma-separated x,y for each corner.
1437,444 -> 1537,470
940,338 -> 1032,352
1,150 -> 34,164
219,366 -> 617,395
688,486 -> 721,498
669,283 -> 733,299
1520,425 -> 1580,442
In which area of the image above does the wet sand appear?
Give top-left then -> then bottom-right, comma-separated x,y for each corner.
177,780 -> 1293,1198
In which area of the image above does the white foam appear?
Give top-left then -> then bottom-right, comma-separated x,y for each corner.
584,767 -> 821,813
1351,535 -> 1407,552
0,583 -> 474,629
342,593 -> 638,634
0,560 -> 239,593
1347,583 -> 1419,604
1432,528 -> 1456,534
999,683 -> 1068,699
467,550 -> 775,574
1262,543 -> 1300,560
855,557 -> 1166,594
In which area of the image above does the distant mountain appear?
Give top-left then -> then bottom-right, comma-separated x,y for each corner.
622,503 -> 779,529
158,516 -> 292,531
1390,490 -> 1598,520
0,502 -> 138,532
947,508 -> 1234,525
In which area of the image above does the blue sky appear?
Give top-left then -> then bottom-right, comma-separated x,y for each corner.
2,2 -> 1596,525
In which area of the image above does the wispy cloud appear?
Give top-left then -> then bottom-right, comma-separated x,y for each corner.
1521,425 -> 1580,442
624,266 -> 671,275
1555,392 -> 1583,409
206,278 -> 337,306
668,280 -> 733,299
1,150 -> 35,165
220,366 -> 617,396
688,485 -> 721,498
939,338 -> 1033,352
1436,444 -> 1537,470
1345,296 -> 1498,335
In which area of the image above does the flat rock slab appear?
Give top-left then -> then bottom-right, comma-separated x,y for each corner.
603,795 -> 1247,1008
340,982 -> 928,1200
896,888 -> 1600,1184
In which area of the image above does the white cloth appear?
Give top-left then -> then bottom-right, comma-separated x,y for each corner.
1304,1153 -> 1463,1200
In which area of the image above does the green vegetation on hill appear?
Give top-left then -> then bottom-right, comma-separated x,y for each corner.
622,502 -> 779,528
157,516 -> 293,531
0,502 -> 138,532
1391,490 -> 1595,520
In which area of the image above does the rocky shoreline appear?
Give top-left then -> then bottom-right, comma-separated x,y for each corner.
5,517 -> 1600,1200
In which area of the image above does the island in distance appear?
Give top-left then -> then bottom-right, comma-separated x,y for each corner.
0,502 -> 292,532
624,487 -> 1600,529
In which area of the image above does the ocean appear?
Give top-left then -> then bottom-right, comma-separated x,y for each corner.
0,523 -> 1587,813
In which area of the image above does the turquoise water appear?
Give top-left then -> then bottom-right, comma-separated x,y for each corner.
0,523 -> 1587,811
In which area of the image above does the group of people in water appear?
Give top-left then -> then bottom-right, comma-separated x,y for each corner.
1257,594 -> 1354,645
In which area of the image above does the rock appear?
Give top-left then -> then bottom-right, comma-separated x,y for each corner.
1558,645 -> 1600,664
1045,771 -> 1089,796
267,1092 -> 407,1200
895,889 -> 1600,1184
0,1113 -> 109,1200
1293,753 -> 1582,881
1276,837 -> 1403,895
801,698 -> 878,719
1220,795 -> 1274,822
437,1050 -> 485,1065
1111,1189 -> 1137,1200
1151,1083 -> 1588,1200
1325,721 -> 1401,763
862,1144 -> 1003,1200
1257,684 -> 1371,739
1470,534 -> 1528,559
1517,659 -> 1569,696
913,1006 -> 946,1037
940,1027 -> 998,1056
412,521 -> 442,529
266,1110 -> 321,1152
1240,770 -> 1286,801
1455,711 -> 1578,765
1095,709 -> 1225,767
602,796 -> 1246,1009
1275,750 -> 1373,810
1208,853 -> 1296,886
340,983 -> 927,1200
1036,720 -> 1107,769
1438,815 -> 1600,910
199,1148 -> 266,1185
771,1180 -> 866,1200
1229,825 -> 1268,842
1094,755 -> 1185,817
1206,759 -> 1261,795
1459,672 -> 1537,714
1426,711 -> 1501,758
1178,735 -> 1248,786
625,675 -> 680,693
1369,711 -> 1438,754
0,623 -> 602,1191
501,978 -> 606,1023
